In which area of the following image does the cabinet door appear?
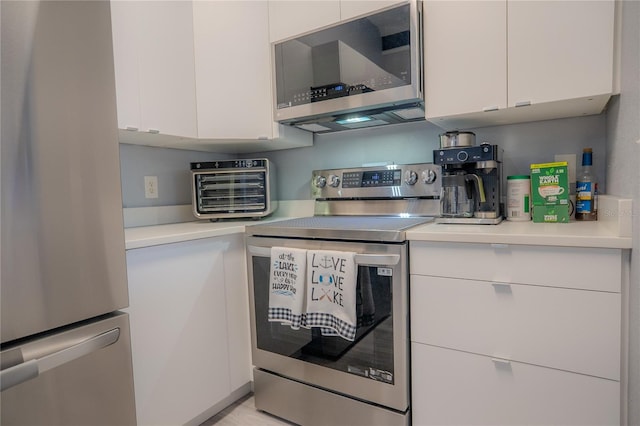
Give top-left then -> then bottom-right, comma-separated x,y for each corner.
411,275 -> 621,380
268,1 -> 341,42
424,0 -> 506,119
411,343 -> 620,426
111,1 -> 198,138
110,1 -> 141,131
507,0 -> 614,107
340,0 -> 405,21
126,239 -> 231,426
136,1 -> 198,138
193,1 -> 274,140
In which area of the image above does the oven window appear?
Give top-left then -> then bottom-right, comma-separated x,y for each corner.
252,256 -> 394,384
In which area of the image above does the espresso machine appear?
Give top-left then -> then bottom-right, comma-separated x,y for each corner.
433,133 -> 503,224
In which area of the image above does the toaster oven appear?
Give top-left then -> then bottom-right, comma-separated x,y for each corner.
190,159 -> 276,220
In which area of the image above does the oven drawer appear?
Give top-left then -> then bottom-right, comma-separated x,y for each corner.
410,275 -> 621,380
191,159 -> 276,220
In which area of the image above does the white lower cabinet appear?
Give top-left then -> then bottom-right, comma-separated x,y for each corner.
409,241 -> 623,425
412,343 -> 620,426
125,235 -> 250,426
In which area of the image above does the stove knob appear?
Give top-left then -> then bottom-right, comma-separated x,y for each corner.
328,174 -> 341,188
404,170 -> 418,185
314,175 -> 327,188
422,169 -> 437,184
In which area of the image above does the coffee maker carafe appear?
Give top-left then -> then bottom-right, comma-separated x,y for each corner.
433,139 -> 503,224
440,171 -> 486,218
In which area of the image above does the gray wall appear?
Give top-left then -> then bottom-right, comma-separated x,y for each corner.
606,1 -> 640,424
119,144 -> 234,208
256,114 -> 608,201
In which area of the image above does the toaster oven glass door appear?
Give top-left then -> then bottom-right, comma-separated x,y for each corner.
194,171 -> 267,215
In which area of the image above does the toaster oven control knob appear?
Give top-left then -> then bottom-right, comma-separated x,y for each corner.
314,175 -> 327,188
404,170 -> 418,185
422,169 -> 437,184
328,174 -> 341,188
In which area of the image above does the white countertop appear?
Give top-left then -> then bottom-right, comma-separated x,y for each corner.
407,220 -> 631,249
124,200 -> 314,250
408,195 -> 632,249
124,196 -> 632,250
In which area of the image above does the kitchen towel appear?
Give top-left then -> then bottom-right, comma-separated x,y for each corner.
305,250 -> 357,341
268,247 -> 307,330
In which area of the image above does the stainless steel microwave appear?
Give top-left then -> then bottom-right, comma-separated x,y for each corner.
190,159 -> 276,220
272,1 -> 424,133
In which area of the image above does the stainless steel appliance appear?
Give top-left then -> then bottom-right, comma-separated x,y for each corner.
433,142 -> 504,224
272,2 -> 424,133
191,159 -> 277,220
246,163 -> 440,426
1,2 -> 136,424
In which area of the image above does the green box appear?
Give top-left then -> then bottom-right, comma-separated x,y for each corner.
530,162 -> 570,206
532,205 -> 570,223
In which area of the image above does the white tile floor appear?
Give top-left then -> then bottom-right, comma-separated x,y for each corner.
200,393 -> 295,426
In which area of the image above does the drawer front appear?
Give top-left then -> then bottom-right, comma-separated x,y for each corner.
410,241 -> 621,292
410,275 -> 621,380
411,343 -> 620,426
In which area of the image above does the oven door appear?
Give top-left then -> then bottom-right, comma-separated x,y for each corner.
246,236 -> 409,412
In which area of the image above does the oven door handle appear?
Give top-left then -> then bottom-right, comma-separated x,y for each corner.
248,246 -> 400,266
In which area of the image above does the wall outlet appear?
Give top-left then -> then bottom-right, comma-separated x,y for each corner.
144,176 -> 158,199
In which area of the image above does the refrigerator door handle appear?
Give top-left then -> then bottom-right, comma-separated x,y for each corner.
0,328 -> 120,392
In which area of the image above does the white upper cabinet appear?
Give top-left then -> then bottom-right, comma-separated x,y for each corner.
424,0 -> 615,130
111,1 -> 312,152
424,0 -> 507,119
507,0 -> 614,107
268,1 -> 341,42
111,1 -> 198,138
193,1 -> 273,140
340,0 -> 406,21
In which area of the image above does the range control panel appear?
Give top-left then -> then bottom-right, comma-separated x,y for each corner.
311,163 -> 441,200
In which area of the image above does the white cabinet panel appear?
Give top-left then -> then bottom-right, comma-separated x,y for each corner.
111,1 -> 197,138
110,1 -> 141,131
411,343 -> 620,426
220,234 -> 252,390
411,275 -> 621,379
126,239 -> 231,426
424,0 -> 507,119
193,1 -> 274,140
268,1 -> 341,42
507,0 -> 615,107
410,241 -> 622,292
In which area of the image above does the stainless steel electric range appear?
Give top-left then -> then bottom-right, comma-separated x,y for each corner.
245,163 -> 440,426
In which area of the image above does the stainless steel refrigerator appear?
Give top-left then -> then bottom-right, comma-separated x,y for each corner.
1,1 -> 137,424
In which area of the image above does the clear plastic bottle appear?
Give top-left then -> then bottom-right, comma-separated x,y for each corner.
575,148 -> 597,221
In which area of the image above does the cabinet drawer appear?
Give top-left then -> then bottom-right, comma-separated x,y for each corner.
410,242 -> 622,292
411,343 -> 620,426
410,275 -> 620,380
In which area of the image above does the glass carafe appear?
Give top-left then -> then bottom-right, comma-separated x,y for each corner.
440,172 -> 475,217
